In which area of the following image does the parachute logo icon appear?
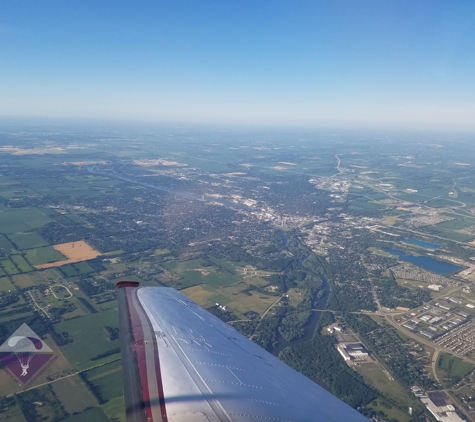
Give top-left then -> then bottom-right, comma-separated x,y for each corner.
8,335 -> 44,376
0,323 -> 55,385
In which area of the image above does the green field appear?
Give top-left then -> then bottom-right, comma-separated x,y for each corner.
83,360 -> 123,403
8,231 -> 49,250
101,396 -> 125,422
0,208 -> 53,234
425,227 -> 474,242
104,262 -> 127,273
436,219 -> 475,230
54,309 -> 120,369
25,246 -> 66,266
10,255 -> 33,273
164,258 -> 241,289
73,261 -> 96,275
368,247 -> 394,258
367,398 -> 411,422
12,274 -> 36,288
29,267 -> 63,284
0,259 -> 19,275
59,264 -> 79,277
437,353 -> 474,380
418,187 -> 451,197
395,193 -> 430,203
0,234 -> 15,254
181,284 -> 233,308
348,199 -> 386,212
426,198 -> 465,208
0,310 -> 34,325
0,398 -> 27,422
61,407 -> 109,422
0,277 -> 16,292
356,362 -> 414,405
51,376 -> 97,414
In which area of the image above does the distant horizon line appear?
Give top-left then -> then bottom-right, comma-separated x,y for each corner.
0,114 -> 474,135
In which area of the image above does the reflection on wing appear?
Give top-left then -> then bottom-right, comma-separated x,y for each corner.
116,282 -> 370,422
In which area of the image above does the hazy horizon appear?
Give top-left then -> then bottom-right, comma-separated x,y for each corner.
1,1 -> 474,131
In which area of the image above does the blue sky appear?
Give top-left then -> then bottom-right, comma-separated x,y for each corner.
1,1 -> 474,129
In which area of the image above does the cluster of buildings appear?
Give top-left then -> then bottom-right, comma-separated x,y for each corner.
215,303 -> 227,311
399,299 -> 473,342
326,323 -> 345,334
411,388 -> 465,422
309,177 -> 351,197
327,324 -> 372,362
391,263 -> 453,287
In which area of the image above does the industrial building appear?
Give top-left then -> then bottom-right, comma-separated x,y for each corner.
337,346 -> 351,361
429,316 -> 443,324
337,343 -> 369,361
403,321 -> 418,331
437,303 -> 452,311
420,392 -> 464,422
419,329 -> 435,339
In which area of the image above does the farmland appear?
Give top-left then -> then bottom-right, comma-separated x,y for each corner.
35,241 -> 101,269
55,310 -> 121,370
1,125 -> 475,421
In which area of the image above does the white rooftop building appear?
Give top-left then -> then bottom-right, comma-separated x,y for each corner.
336,343 -> 368,361
421,398 -> 464,422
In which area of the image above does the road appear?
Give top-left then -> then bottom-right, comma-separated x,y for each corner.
27,290 -> 51,320
250,293 -> 285,339
372,274 -> 475,367
383,313 -> 475,366
431,349 -> 441,383
51,284 -> 73,300
9,358 -> 121,397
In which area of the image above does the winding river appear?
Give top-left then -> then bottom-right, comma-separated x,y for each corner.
270,231 -> 331,356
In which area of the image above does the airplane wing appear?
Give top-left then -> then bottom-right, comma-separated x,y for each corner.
116,282 -> 370,422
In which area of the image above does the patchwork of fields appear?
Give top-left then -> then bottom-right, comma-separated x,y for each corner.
2,130 -> 475,421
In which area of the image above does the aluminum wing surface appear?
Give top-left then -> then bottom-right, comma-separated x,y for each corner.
116,282 -> 370,422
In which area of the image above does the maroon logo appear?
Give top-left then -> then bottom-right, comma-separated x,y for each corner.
0,323 -> 57,388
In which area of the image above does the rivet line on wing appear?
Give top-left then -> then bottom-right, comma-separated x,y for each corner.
203,379 -> 270,390
182,347 -> 231,356
194,362 -> 245,371
243,398 -> 286,407
229,414 -> 293,421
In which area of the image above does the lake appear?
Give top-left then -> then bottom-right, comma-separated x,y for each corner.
386,248 -> 462,275
402,238 -> 440,250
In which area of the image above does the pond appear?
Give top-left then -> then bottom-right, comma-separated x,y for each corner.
402,238 -> 440,250
386,248 -> 462,275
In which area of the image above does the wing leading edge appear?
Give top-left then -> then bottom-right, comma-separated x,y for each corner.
116,282 -> 370,422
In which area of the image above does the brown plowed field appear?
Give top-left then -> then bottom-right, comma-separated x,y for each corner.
34,241 -> 101,269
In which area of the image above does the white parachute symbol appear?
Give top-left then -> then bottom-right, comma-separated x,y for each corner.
7,335 -> 43,376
